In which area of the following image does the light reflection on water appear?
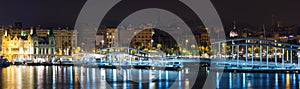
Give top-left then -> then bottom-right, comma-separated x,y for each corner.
0,66 -> 299,89
0,66 -> 201,89
219,72 -> 300,89
0,66 -> 81,89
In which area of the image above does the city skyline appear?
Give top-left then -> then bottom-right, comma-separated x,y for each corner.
1,1 -> 300,89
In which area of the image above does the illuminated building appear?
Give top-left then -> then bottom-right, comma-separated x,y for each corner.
32,28 -> 56,60
1,28 -> 55,60
34,28 -> 77,56
98,24 -> 154,49
2,32 -> 33,60
229,30 -> 238,37
106,28 -> 118,47
0,24 -> 78,60
229,21 -> 239,38
0,26 -> 77,56
131,28 -> 153,47
119,28 -> 153,48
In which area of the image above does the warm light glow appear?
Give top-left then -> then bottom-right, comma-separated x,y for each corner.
229,30 -> 238,37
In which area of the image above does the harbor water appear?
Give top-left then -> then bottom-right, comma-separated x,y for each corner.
0,65 -> 299,89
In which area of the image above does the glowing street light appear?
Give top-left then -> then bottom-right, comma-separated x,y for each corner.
101,40 -> 104,48
151,40 -> 154,47
185,40 -> 189,48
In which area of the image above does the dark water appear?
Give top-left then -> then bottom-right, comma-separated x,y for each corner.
0,66 -> 299,89
219,72 -> 300,89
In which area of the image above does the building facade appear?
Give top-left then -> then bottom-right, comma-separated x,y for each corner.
32,28 -> 56,60
0,25 -> 79,61
99,26 -> 154,49
0,27 -> 77,56
106,28 -> 118,47
34,28 -> 76,56
1,28 -> 55,61
2,34 -> 33,60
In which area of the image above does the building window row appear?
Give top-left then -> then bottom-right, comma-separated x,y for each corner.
34,48 -> 55,55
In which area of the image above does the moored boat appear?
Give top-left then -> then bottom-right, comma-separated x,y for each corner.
0,56 -> 10,67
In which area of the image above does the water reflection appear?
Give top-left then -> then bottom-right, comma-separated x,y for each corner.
0,66 -> 80,89
0,66 -> 203,89
1,66 -> 300,89
219,72 -> 300,89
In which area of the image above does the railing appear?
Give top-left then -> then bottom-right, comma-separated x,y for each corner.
212,38 -> 300,68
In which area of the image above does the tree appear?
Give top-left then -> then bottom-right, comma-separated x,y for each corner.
157,44 -> 162,50
135,42 -> 142,50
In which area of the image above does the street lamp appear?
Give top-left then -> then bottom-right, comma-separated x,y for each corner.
151,39 -> 154,48
185,40 -> 189,48
101,40 -> 104,48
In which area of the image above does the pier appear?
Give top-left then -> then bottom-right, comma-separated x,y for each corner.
210,38 -> 300,73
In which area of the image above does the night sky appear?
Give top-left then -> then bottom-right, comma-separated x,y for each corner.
0,0 -> 300,28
